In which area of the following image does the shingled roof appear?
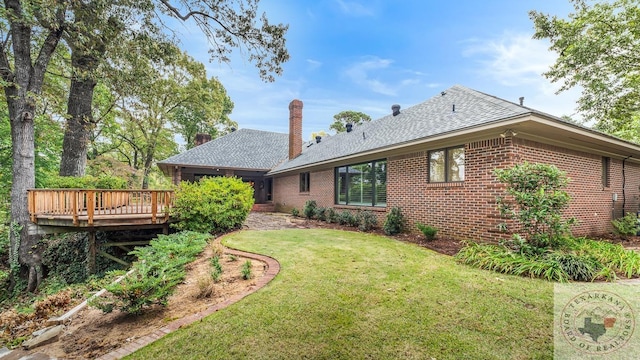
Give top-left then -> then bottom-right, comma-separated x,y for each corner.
158,128 -> 289,171
268,85 -> 535,174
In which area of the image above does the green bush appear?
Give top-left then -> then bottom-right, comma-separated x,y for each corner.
611,213 -> 638,237
314,207 -> 327,221
325,208 -> 338,223
171,177 -> 254,234
40,175 -> 127,189
303,200 -> 317,219
495,162 -> 575,249
291,208 -> 300,217
383,207 -> 406,235
90,231 -> 209,315
416,223 -> 438,241
357,211 -> 377,231
338,210 -> 358,227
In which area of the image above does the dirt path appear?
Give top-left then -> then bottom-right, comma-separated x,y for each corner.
8,214 -> 291,360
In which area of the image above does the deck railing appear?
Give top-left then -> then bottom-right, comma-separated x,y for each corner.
28,189 -> 173,226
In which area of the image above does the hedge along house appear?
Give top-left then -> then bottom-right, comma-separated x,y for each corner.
160,85 -> 640,241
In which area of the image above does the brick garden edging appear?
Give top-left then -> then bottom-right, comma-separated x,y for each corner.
97,241 -> 280,360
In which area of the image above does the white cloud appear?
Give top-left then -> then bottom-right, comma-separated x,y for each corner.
463,32 -> 582,120
306,59 -> 323,70
343,57 -> 396,96
333,0 -> 376,17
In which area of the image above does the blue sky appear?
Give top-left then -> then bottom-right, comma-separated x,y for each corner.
175,1 -> 581,140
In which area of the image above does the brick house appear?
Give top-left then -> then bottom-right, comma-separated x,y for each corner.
159,85 -> 640,241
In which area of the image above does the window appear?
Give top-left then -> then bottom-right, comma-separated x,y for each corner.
299,172 -> 310,192
602,157 -> 610,188
335,160 -> 386,207
428,146 -> 465,182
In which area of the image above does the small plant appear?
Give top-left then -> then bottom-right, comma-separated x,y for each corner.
416,223 -> 438,241
357,211 -> 377,231
550,252 -> 602,282
211,256 -> 223,282
314,207 -> 327,221
291,208 -> 300,217
211,244 -> 224,258
241,260 -> 253,280
611,213 -> 638,237
195,276 -> 215,299
303,200 -> 317,219
228,254 -> 238,262
383,207 -> 406,235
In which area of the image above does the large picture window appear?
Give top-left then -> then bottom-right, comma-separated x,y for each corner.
429,146 -> 465,182
335,160 -> 386,207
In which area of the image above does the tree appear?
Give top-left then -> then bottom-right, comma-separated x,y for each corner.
329,111 -> 372,133
0,1 -> 67,292
530,0 -> 640,132
58,0 -> 289,176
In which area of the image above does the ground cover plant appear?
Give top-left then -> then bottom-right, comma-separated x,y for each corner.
458,162 -> 640,281
129,229 -> 553,359
90,231 -> 210,315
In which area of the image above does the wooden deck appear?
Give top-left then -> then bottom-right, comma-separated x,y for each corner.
28,189 -> 173,231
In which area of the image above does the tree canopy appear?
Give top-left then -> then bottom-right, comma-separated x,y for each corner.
329,110 -> 372,133
530,0 -> 640,133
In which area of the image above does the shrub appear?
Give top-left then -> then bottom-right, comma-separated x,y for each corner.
40,174 -> 127,189
495,162 -> 575,249
357,211 -> 377,231
611,213 -> 638,237
291,208 -> 300,217
171,177 -> 254,234
303,200 -> 317,219
314,207 -> 327,221
338,210 -> 358,227
416,223 -> 438,241
90,231 -> 209,315
383,207 -> 406,235
325,208 -> 338,223
241,260 -> 253,280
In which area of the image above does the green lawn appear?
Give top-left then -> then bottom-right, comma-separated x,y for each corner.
128,229 -> 554,359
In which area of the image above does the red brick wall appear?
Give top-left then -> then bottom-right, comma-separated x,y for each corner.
273,169 -> 334,212
512,138 -> 640,236
272,135 -> 640,241
387,137 -> 515,241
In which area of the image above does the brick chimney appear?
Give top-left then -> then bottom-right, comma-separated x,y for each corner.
288,99 -> 303,160
194,133 -> 212,147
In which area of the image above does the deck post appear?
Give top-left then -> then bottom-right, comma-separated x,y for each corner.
151,191 -> 157,223
87,231 -> 97,275
87,190 -> 95,226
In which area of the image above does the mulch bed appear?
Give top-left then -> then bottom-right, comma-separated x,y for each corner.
291,218 -> 465,256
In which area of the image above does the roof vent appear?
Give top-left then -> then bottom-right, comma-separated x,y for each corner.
452,104 -> 456,112
519,96 -> 524,106
230,127 -> 237,132
346,123 -> 353,133
441,91 -> 446,96
315,135 -> 322,143
392,104 -> 401,116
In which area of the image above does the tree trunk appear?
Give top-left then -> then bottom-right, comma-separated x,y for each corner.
2,1 -> 65,293
59,52 -> 98,176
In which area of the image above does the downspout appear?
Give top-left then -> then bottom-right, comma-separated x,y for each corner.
622,155 -> 632,216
